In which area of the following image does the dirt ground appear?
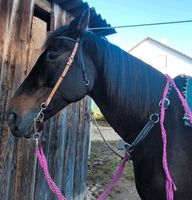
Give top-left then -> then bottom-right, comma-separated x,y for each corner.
86,125 -> 140,200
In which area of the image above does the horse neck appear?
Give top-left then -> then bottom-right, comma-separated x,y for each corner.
88,36 -> 166,141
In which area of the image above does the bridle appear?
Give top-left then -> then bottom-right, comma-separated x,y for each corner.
33,36 -> 89,141
31,34 -> 192,199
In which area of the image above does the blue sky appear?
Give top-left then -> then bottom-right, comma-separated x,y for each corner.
86,0 -> 192,56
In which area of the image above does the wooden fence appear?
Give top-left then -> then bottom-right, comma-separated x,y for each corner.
0,0 -> 91,199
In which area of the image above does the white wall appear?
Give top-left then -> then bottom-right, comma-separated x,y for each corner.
129,40 -> 192,77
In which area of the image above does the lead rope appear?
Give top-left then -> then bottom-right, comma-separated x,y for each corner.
96,153 -> 129,200
35,141 -> 128,200
161,75 -> 192,200
34,75 -> 192,200
160,79 -> 176,200
34,115 -> 128,200
36,147 -> 67,200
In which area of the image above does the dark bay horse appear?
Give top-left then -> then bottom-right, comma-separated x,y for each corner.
7,8 -> 192,200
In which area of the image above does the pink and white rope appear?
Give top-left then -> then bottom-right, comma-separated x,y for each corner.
36,147 -> 128,200
35,74 -> 192,200
160,75 -> 192,200
96,153 -> 129,200
36,147 -> 67,200
160,79 -> 176,200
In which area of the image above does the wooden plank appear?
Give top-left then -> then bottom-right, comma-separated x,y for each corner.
35,0 -> 51,13
34,4 -> 69,199
0,0 -> 36,200
28,16 -> 47,72
74,96 -> 91,200
50,3 -> 67,30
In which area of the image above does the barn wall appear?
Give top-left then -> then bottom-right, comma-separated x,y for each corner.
0,0 -> 91,199
0,1 -> 36,199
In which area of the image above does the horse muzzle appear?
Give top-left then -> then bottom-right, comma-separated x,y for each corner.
7,109 -> 37,138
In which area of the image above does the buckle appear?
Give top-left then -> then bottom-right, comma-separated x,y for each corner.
159,98 -> 170,109
150,113 -> 159,123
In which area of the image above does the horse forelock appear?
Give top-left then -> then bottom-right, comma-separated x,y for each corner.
43,26 -> 69,49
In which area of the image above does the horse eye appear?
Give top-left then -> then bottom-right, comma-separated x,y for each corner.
46,51 -> 60,62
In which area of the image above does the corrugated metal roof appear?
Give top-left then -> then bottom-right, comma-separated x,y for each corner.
48,0 -> 116,36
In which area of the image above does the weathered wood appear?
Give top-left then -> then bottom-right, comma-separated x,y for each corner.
0,1 -> 91,200
73,96 -> 91,200
0,0 -> 36,200
28,16 -> 47,71
35,0 -> 51,13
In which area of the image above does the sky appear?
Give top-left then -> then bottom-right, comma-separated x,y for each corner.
86,0 -> 192,57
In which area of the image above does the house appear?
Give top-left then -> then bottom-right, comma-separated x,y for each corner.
129,37 -> 192,77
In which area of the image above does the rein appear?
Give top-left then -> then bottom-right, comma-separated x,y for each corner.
32,35 -> 192,200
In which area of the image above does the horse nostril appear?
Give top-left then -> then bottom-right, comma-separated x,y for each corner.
8,112 -> 17,124
7,112 -> 20,132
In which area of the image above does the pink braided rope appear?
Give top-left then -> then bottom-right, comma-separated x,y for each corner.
36,147 -> 128,200
161,75 -> 192,200
36,147 -> 67,200
35,75 -> 192,200
160,80 -> 177,200
96,153 -> 129,200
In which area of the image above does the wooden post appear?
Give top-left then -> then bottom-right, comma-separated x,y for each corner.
0,0 -> 91,199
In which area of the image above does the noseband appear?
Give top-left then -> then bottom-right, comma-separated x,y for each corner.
33,36 -> 89,140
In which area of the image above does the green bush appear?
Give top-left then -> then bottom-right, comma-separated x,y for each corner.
92,101 -> 109,126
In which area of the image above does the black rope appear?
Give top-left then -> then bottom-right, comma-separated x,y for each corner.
89,20 -> 192,31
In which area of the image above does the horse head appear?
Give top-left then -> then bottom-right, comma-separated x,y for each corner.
7,7 -> 97,138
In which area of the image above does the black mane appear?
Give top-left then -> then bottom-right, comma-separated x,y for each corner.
83,32 -> 166,117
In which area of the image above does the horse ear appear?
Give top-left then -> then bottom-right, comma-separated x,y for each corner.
68,5 -> 90,34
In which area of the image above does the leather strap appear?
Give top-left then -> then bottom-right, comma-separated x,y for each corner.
44,39 -> 80,108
